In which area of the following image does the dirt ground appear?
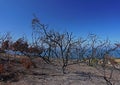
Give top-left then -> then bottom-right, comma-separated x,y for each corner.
0,56 -> 120,85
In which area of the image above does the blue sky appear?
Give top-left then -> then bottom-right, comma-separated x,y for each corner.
0,0 -> 120,42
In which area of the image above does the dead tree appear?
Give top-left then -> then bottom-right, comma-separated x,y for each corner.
87,34 -> 107,66
99,43 -> 120,85
74,37 -> 88,62
32,17 -> 76,74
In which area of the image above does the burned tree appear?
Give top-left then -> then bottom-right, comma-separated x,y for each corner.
73,37 -> 88,62
32,17 -> 76,73
0,33 -> 12,53
86,34 -> 108,66
11,37 -> 29,56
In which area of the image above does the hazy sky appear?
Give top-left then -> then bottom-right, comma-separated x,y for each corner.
0,0 -> 120,42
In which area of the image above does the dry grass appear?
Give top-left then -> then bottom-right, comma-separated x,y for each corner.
0,64 -> 4,74
20,58 -> 33,69
114,59 -> 120,63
